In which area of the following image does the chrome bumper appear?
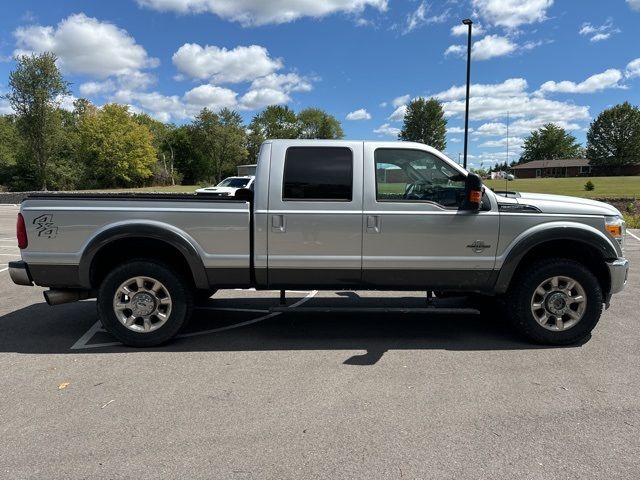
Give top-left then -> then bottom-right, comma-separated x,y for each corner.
8,261 -> 33,286
607,258 -> 629,294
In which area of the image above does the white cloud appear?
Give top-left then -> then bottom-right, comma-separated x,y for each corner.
479,136 -> 524,149
434,77 -> 590,143
56,94 -> 77,112
628,0 -> 640,11
435,78 -> 528,101
239,88 -> 290,109
79,80 -> 116,97
472,119 -> 581,138
445,35 -> 518,61
472,0 -> 553,28
182,84 -> 238,109
373,123 -> 400,137
447,126 -> 470,134
451,23 -> 485,36
136,0 -> 388,26
172,43 -> 283,83
473,122 -> 507,137
472,35 -> 517,60
249,72 -> 312,93
14,13 -> 158,78
626,58 -> 640,79
346,108 -> 371,120
392,94 -> 411,107
579,19 -> 620,43
388,105 -> 407,121
403,2 -> 449,34
537,69 -> 623,95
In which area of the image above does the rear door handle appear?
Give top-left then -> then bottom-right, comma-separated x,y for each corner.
366,215 -> 381,233
271,214 -> 286,233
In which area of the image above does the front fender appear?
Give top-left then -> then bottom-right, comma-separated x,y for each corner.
494,222 -> 619,294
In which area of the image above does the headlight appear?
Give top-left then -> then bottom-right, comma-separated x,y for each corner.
605,215 -> 625,253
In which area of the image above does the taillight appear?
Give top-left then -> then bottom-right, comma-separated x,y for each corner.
17,213 -> 28,249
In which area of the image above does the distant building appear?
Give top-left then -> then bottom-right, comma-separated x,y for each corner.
512,159 -> 592,178
512,159 -> 640,178
236,164 -> 256,176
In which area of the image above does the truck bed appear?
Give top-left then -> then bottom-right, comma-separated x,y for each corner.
19,193 -> 252,288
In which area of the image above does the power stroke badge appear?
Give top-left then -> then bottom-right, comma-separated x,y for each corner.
33,214 -> 58,239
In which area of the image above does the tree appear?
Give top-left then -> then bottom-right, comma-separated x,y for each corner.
519,123 -> 583,163
133,113 -> 177,185
0,115 -> 22,171
3,53 -> 70,190
297,108 -> 344,139
398,97 -> 447,150
247,105 -> 300,161
168,125 -> 203,185
78,104 -> 156,188
586,102 -> 640,174
215,108 -> 248,182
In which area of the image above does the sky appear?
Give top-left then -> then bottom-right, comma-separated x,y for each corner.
1,0 -> 639,168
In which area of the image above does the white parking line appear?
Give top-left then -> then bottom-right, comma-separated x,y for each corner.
0,267 -> 8,273
70,290 -> 318,350
628,231 -> 640,243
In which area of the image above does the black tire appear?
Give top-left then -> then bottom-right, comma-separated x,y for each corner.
195,289 -> 218,303
507,258 -> 603,345
97,259 -> 194,347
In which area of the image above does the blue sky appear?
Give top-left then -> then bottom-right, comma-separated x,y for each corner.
1,0 -> 639,167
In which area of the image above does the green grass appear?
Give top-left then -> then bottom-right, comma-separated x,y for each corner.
484,176 -> 640,199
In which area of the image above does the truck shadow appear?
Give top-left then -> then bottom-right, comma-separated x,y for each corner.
0,295 -> 584,363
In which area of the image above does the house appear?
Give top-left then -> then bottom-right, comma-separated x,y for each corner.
511,159 -> 592,178
512,159 -> 640,178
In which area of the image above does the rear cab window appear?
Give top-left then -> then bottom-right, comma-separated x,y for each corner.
282,147 -> 353,201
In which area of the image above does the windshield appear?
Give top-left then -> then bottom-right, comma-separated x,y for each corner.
217,178 -> 250,188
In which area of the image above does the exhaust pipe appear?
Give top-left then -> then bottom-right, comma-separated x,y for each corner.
43,289 -> 92,306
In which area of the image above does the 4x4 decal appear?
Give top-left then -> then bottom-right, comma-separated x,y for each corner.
33,214 -> 58,239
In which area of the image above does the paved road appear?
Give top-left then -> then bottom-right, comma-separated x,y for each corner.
0,204 -> 639,479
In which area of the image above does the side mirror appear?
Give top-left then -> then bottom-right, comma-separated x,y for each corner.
234,188 -> 254,201
461,173 -> 483,211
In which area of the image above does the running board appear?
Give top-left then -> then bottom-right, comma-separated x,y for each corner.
269,306 -> 480,314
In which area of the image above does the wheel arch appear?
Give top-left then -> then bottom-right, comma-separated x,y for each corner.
494,224 -> 618,295
79,222 -> 209,290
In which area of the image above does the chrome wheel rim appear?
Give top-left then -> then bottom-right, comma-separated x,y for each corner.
530,275 -> 587,331
113,276 -> 172,333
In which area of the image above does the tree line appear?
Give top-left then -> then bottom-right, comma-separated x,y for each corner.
0,53 -> 344,191
2,53 -> 639,192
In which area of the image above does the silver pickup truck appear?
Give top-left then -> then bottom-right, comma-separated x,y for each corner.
9,140 -> 629,347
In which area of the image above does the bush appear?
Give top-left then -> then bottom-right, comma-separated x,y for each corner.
584,180 -> 595,191
624,214 -> 640,229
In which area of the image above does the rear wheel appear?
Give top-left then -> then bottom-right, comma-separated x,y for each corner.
508,258 -> 603,345
97,260 -> 193,347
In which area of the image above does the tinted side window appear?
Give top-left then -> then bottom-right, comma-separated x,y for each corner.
375,148 -> 466,208
283,147 -> 353,201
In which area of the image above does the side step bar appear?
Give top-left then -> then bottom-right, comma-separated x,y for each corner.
269,306 -> 480,314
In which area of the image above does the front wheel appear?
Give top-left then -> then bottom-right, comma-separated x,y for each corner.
508,258 -> 603,345
97,260 -> 193,347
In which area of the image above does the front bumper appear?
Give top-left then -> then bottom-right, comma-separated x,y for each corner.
8,261 -> 33,286
607,258 -> 629,294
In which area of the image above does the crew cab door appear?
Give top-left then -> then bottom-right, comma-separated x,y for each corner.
362,145 -> 498,290
266,141 -> 364,288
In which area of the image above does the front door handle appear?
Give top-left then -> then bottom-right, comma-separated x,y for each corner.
271,214 -> 286,233
366,215 -> 381,233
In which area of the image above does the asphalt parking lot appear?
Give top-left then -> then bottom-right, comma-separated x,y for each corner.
0,203 -> 639,479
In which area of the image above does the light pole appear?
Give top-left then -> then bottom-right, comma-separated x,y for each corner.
462,18 -> 473,170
